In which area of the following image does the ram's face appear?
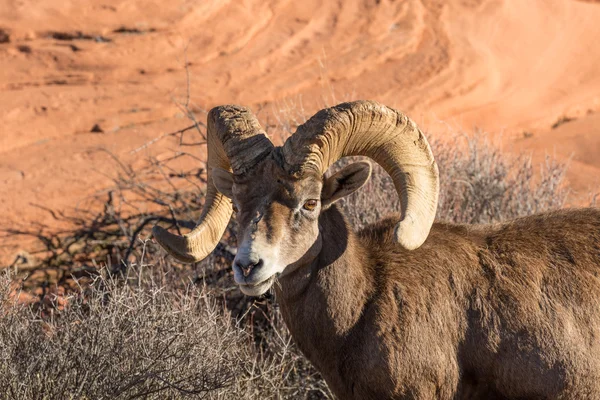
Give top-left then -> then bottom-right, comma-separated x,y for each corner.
215,159 -> 321,295
213,157 -> 372,296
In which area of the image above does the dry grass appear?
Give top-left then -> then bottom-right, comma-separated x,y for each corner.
0,113 -> 576,399
0,267 -> 243,399
0,263 -> 331,399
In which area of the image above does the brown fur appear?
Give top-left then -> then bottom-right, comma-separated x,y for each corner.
276,206 -> 600,399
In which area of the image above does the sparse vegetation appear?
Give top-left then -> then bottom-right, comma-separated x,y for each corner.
551,115 -> 575,129
0,114 -> 573,399
0,265 -> 330,399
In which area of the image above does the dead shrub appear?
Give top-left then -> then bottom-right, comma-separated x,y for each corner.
0,267 -> 244,399
0,264 -> 331,399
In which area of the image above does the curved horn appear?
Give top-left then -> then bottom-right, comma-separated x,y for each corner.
282,100 -> 439,250
153,105 -> 273,263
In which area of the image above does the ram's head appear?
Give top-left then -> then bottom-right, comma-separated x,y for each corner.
153,101 -> 439,296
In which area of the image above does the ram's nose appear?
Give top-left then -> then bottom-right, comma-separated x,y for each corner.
233,257 -> 264,277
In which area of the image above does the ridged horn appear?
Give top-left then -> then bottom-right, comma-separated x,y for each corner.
153,105 -> 273,263
282,100 -> 439,250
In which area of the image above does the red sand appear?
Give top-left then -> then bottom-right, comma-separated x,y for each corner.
1,0 -> 599,264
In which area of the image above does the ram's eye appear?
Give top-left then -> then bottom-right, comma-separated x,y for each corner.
303,199 -> 318,211
232,204 -> 239,213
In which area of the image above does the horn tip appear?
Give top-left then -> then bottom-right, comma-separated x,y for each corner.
151,225 -> 199,264
393,214 -> 430,251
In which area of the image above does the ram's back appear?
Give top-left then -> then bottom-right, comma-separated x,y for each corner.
357,208 -> 600,398
359,208 -> 600,306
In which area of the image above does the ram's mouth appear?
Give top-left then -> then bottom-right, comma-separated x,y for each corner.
239,275 -> 276,296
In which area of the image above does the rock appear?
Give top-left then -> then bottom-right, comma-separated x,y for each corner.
0,29 -> 9,43
90,123 -> 104,133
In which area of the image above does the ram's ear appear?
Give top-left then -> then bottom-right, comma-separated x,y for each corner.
321,161 -> 372,209
212,167 -> 234,198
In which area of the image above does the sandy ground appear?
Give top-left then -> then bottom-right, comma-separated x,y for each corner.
1,0 -> 599,264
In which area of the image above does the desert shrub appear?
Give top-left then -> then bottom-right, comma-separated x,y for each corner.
0,267 -> 243,399
0,265 -> 331,400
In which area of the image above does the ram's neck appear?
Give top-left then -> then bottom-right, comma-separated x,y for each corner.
275,205 -> 373,384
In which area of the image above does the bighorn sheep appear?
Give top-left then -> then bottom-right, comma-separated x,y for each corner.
153,101 -> 600,399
